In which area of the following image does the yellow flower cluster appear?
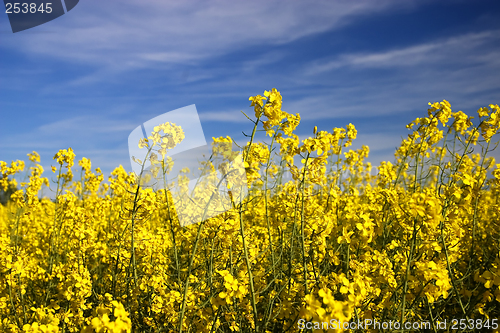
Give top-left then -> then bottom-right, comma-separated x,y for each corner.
0,89 -> 499,332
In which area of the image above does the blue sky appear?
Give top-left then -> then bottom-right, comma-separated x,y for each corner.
1,0 -> 500,183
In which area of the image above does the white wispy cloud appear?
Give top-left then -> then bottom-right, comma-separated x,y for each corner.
0,115 -> 138,153
1,0 -> 418,69
281,29 -> 500,121
305,30 -> 499,74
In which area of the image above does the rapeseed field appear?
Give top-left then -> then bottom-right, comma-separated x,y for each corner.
1,89 -> 500,332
